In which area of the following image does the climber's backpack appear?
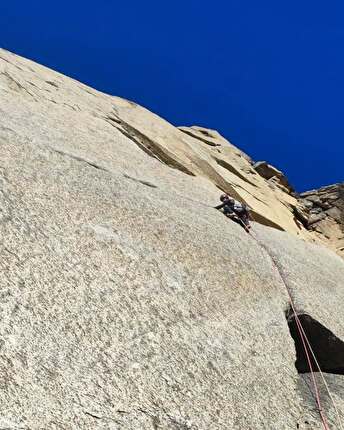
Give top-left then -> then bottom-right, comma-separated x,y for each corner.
234,202 -> 248,214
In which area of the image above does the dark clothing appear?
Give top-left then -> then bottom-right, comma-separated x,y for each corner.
215,199 -> 250,226
229,213 -> 249,228
223,205 -> 235,216
215,200 -> 235,212
236,211 -> 250,226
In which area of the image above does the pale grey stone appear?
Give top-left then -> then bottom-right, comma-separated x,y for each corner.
1,48 -> 344,430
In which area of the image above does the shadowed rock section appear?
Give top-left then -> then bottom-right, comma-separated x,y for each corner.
212,156 -> 258,187
286,309 -> 344,375
105,114 -> 196,176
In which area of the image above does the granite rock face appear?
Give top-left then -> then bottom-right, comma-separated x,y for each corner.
1,48 -> 344,429
299,184 -> 344,258
253,160 -> 294,193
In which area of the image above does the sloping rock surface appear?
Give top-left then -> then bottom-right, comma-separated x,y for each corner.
1,49 -> 344,429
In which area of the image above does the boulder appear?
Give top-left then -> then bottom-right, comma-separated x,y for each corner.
308,212 -> 327,226
326,206 -> 342,223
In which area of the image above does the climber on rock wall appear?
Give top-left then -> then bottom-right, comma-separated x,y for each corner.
215,194 -> 251,232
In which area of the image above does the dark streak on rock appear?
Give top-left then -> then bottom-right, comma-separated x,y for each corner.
213,156 -> 258,188
0,54 -> 25,71
123,173 -> 157,189
46,80 -> 59,88
84,411 -> 101,419
48,147 -> 108,173
105,114 -> 195,177
2,71 -> 37,100
179,127 -> 221,147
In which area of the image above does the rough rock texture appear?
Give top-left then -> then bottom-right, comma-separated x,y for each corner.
1,48 -> 344,429
298,184 -> 344,258
253,160 -> 294,193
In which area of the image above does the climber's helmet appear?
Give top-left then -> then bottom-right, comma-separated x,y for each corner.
220,194 -> 235,205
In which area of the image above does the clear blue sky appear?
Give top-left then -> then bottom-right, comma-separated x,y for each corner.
1,1 -> 343,191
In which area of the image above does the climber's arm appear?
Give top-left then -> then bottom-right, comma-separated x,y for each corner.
214,202 -> 226,210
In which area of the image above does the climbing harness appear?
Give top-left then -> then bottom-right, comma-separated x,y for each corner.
249,226 -> 343,430
226,213 -> 250,231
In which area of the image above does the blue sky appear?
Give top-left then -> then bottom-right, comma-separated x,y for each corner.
1,1 -> 343,191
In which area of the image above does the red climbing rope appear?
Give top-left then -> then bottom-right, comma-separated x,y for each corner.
288,294 -> 330,430
249,229 -> 331,430
297,317 -> 344,430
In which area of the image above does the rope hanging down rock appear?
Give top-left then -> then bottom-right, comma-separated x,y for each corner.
249,227 -> 342,430
213,202 -> 342,428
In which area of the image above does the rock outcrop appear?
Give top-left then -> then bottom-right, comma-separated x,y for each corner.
298,184 -> 344,258
1,48 -> 344,429
253,160 -> 294,193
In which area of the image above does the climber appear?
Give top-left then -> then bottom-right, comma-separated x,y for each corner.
215,194 -> 251,232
